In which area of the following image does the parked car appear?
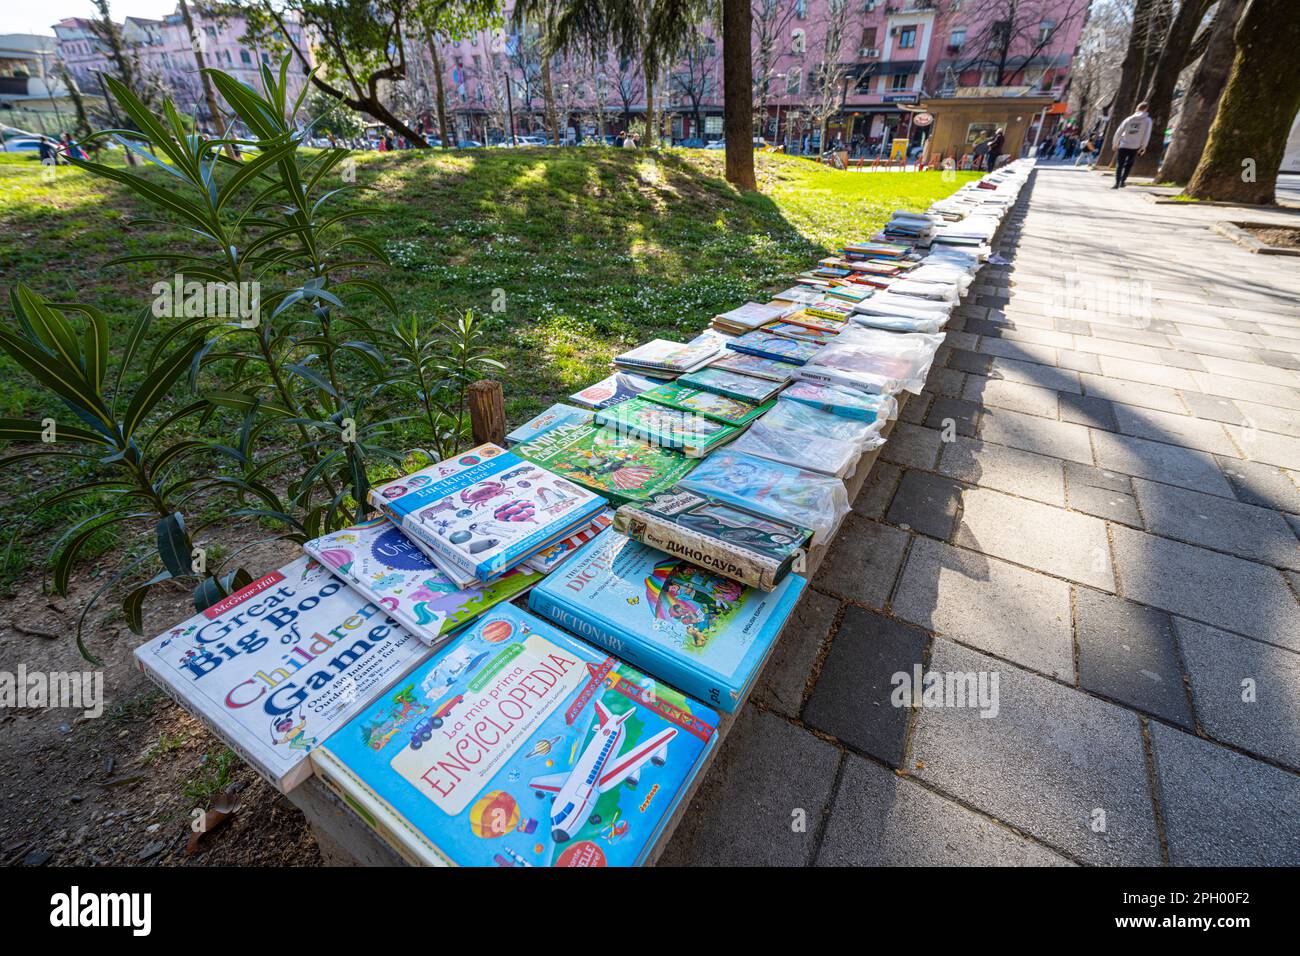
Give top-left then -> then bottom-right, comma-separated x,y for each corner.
678,137 -> 706,148
2,137 -> 45,152
456,139 -> 483,148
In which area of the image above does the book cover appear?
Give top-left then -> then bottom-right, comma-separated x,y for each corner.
781,381 -> 897,423
779,310 -> 847,334
520,510 -> 613,573
133,557 -> 431,792
304,518 -> 544,645
310,604 -> 719,866
677,366 -> 786,403
771,285 -> 824,305
613,338 -> 721,374
726,330 -> 823,365
593,397 -> 743,458
728,421 -> 860,479
528,530 -> 806,712
638,382 -> 772,426
370,444 -> 607,586
568,372 -> 659,410
712,301 -> 795,332
505,403 -> 592,446
612,487 -> 811,591
514,418 -> 698,506
762,321 -> 841,346
706,351 -> 799,383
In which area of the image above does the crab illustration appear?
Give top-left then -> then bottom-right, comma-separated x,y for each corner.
459,480 -> 508,509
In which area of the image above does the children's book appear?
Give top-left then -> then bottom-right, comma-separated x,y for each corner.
568,372 -> 659,410
309,604 -> 719,866
370,444 -> 607,588
728,421 -> 861,479
514,417 -> 697,507
612,487 -> 811,591
679,449 -> 850,544
613,338 -> 722,376
707,351 -> 799,383
529,530 -> 806,712
593,397 -> 743,458
520,510 -> 613,573
638,382 -> 772,426
779,310 -> 847,334
762,321 -> 841,346
304,518 -> 544,645
711,301 -> 797,334
134,557 -> 431,792
505,403 -> 592,446
677,366 -> 786,404
726,330 -> 823,365
771,285 -> 824,305
781,381 -> 898,423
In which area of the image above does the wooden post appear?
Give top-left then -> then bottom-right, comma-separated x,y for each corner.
468,380 -> 506,446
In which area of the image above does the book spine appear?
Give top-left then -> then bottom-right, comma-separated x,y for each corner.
612,507 -> 784,591
526,586 -> 736,713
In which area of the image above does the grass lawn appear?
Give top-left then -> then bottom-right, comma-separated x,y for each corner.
0,146 -> 975,589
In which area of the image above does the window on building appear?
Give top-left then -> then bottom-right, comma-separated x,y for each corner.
240,49 -> 251,65
705,115 -> 723,135
791,29 -> 806,53
785,69 -> 801,94
861,27 -> 877,48
891,72 -> 911,91
897,27 -> 917,49
949,27 -> 966,49
1039,18 -> 1056,42
795,0 -> 807,19
980,67 -> 999,85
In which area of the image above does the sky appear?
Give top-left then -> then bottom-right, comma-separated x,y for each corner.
1,1 -> 180,37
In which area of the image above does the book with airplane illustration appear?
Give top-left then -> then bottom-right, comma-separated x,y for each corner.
528,529 -> 806,712
133,556 -> 431,793
369,444 -> 607,587
304,517 -> 545,645
309,604 -> 719,866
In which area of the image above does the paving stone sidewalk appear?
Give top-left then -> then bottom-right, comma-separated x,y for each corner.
661,165 -> 1300,867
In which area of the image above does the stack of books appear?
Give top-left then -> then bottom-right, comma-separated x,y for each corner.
370,443 -> 608,588
711,301 -> 796,334
613,337 -> 723,379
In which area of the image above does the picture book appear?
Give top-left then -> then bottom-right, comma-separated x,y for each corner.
779,310 -> 847,334
762,321 -> 841,346
771,285 -> 824,305
505,403 -> 591,446
133,557 -> 431,792
513,418 -> 698,507
726,330 -> 823,365
529,530 -> 806,712
612,487 -> 811,591
304,518 -> 544,645
781,381 -> 898,423
728,421 -> 861,479
593,397 -> 743,458
520,510 -> 613,573
310,604 -> 719,866
568,372 -> 659,410
712,301 -> 796,334
638,382 -> 772,426
706,351 -> 799,383
370,444 -> 607,587
676,366 -> 786,404
679,449 -> 850,544
613,338 -> 722,376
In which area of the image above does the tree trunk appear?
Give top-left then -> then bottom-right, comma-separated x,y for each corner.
722,0 -> 756,189
178,0 -> 235,159
1130,0 -> 1213,178
1159,0 -> 1246,184
643,54 -> 657,148
1098,0 -> 1158,167
427,36 -> 452,147
1185,0 -> 1300,203
539,26 -> 561,146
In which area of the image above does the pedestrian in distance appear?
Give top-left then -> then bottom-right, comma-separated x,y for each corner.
988,127 -> 1005,170
1111,101 -> 1153,188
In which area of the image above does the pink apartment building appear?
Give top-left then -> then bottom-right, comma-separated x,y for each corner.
434,0 -> 1088,149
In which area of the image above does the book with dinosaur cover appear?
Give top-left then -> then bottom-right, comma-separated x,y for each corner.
304,518 -> 544,645
309,604 -> 719,866
529,530 -> 805,712
638,382 -> 772,426
513,416 -> 697,506
133,557 -> 431,792
612,487 -> 811,591
504,403 -> 592,446
370,444 -> 607,588
676,366 -> 786,404
593,397 -> 744,457
707,351 -> 799,383
568,372 -> 659,410
726,330 -> 823,365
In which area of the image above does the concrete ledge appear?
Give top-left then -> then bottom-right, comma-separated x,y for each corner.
1213,220 -> 1300,256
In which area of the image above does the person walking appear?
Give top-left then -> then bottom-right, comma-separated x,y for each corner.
1111,101 -> 1153,188
988,127 -> 1005,170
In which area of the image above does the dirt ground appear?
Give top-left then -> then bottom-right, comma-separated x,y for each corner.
0,538 -> 325,867
1244,225 -> 1300,249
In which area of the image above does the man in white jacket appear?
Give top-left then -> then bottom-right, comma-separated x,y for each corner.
1111,101 -> 1153,188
